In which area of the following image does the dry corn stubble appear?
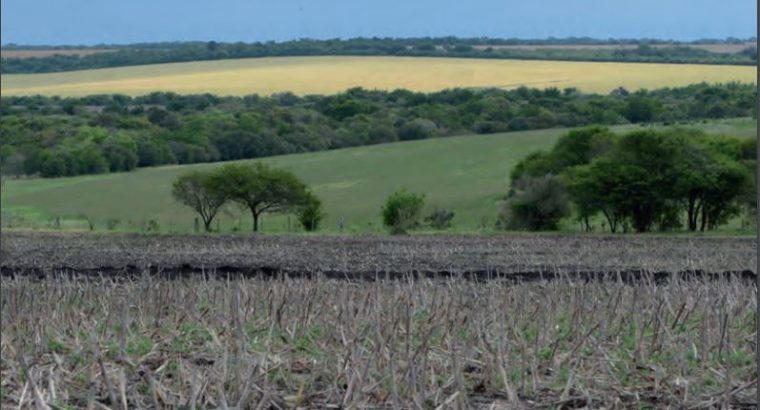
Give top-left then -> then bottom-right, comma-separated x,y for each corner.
0,233 -> 757,408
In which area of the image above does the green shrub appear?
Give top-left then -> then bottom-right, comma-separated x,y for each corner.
425,208 -> 455,230
498,175 -> 570,231
298,193 -> 325,232
381,190 -> 426,234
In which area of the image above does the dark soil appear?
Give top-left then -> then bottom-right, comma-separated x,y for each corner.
1,232 -> 755,282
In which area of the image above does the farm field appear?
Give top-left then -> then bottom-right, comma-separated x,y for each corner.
2,231 -> 755,276
1,232 -> 757,408
1,55 -> 756,97
2,119 -> 756,234
0,48 -> 115,59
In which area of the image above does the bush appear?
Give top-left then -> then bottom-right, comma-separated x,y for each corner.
425,208 -> 455,230
381,190 -> 426,234
298,193 -> 325,232
498,175 -> 570,231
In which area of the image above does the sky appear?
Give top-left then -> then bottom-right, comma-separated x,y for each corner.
1,0 -> 757,46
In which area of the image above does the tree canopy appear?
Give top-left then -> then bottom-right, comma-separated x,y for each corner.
211,163 -> 310,232
2,83 -> 755,179
171,171 -> 226,232
171,163 -> 314,232
511,126 -> 754,233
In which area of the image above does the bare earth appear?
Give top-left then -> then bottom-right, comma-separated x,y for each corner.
1,232 -> 755,279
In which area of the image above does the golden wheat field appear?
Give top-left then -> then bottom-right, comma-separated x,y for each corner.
1,56 -> 756,96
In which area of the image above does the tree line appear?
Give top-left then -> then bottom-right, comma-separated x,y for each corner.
1,83 -> 756,178
502,127 -> 756,233
2,37 -> 756,73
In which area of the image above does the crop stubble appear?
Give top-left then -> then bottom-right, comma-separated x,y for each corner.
0,233 -> 757,408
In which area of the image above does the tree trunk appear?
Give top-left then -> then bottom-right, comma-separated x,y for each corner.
687,197 -> 696,231
252,210 -> 259,232
601,210 -> 617,233
699,207 -> 707,232
204,219 -> 212,232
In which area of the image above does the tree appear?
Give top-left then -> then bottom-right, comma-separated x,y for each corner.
565,160 -> 629,233
102,143 -> 138,172
697,158 -> 748,231
611,130 -> 680,232
398,119 -> 438,141
509,151 -> 560,185
551,126 -> 615,168
213,163 -> 309,232
381,190 -> 426,234
624,95 -> 660,123
171,171 -> 226,232
298,192 -> 325,232
499,174 -> 570,231
38,150 -> 67,177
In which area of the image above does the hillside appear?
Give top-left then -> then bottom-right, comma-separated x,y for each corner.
2,56 -> 756,97
1,118 -> 755,234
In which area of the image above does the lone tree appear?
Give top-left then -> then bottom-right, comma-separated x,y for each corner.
171,170 -> 226,231
213,163 -> 309,232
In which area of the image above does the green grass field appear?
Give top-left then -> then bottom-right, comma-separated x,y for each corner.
1,118 -> 756,234
1,56 -> 756,97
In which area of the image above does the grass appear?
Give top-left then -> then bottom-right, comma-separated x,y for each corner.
1,55 -> 756,97
1,118 -> 756,234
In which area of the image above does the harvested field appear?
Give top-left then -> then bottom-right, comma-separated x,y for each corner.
0,232 -> 756,280
0,232 -> 757,408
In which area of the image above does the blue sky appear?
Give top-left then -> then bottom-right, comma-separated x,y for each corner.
1,0 -> 757,45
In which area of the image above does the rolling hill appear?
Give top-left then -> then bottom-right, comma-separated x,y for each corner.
1,118 -> 756,234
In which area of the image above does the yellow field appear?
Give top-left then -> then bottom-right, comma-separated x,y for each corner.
1,56 -> 756,97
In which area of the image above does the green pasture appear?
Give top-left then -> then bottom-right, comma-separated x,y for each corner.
1,118 -> 756,234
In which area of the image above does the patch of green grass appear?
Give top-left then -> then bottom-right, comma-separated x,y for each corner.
180,323 -> 213,344
126,335 -> 153,356
1,119 -> 755,234
723,350 -> 754,367
51,400 -> 76,410
45,333 -> 68,354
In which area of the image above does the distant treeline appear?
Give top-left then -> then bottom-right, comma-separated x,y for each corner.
2,37 -> 757,73
0,82 -> 756,178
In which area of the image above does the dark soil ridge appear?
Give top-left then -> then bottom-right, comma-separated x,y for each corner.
0,264 -> 756,283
